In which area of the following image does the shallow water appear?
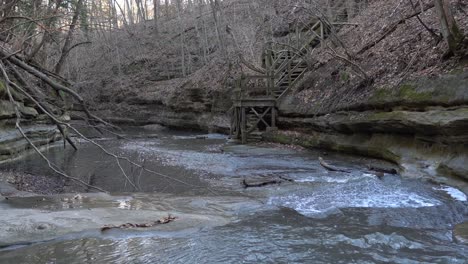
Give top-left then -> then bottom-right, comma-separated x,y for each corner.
1,128 -> 467,263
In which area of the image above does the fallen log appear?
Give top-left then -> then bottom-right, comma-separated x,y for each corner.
318,157 -> 351,173
242,179 -> 282,188
373,171 -> 385,180
279,176 -> 295,182
367,165 -> 398,175
100,215 -> 177,232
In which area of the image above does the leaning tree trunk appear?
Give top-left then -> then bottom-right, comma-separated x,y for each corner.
209,0 -> 226,57
434,0 -> 464,55
54,0 -> 84,75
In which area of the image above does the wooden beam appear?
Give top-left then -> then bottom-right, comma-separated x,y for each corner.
251,107 -> 271,128
241,107 -> 246,144
272,107 -> 277,128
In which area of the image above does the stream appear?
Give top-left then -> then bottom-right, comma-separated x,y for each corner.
0,127 -> 467,263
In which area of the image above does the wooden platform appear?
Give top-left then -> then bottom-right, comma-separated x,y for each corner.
233,97 -> 276,107
230,99 -> 277,144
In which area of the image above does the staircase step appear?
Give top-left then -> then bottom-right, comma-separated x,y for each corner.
292,68 -> 306,72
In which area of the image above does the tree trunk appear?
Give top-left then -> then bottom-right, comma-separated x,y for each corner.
196,0 -> 207,64
175,0 -> 186,77
108,0 -> 118,28
434,0 -> 464,54
208,0 -> 226,57
135,0 -> 146,22
153,0 -> 159,33
114,0 -> 130,27
54,0 -> 84,75
27,0 -> 64,62
165,0 -> 170,17
125,0 -> 135,25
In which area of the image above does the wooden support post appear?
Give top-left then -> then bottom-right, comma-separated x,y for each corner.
320,21 -> 324,48
270,70 -> 274,97
296,25 -> 300,50
235,107 -> 241,139
241,107 -> 246,144
288,51 -> 292,86
272,107 -> 276,128
229,108 -> 234,137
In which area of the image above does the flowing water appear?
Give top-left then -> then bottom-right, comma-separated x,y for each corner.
0,128 -> 467,263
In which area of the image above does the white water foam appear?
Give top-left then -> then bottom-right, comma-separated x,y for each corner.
269,181 -> 441,216
433,186 -> 467,202
293,173 -> 377,184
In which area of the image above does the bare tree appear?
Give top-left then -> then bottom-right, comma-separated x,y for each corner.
209,0 -> 226,56
175,0 -> 186,76
153,0 -> 159,33
55,0 -> 85,75
434,0 -> 465,55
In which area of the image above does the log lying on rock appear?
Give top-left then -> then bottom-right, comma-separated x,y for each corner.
101,215 -> 177,232
242,179 -> 282,188
242,175 -> 295,188
318,157 -> 351,173
367,165 -> 398,175
279,176 -> 295,182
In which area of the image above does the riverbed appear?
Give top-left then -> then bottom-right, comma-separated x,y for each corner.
0,127 -> 467,263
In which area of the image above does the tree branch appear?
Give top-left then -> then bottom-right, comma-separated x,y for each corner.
357,3 -> 435,55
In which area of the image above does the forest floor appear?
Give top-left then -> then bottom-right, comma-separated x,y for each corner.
289,0 -> 468,114
0,170 -> 65,196
77,0 -> 468,124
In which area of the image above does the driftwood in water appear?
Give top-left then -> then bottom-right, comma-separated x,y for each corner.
242,179 -> 282,188
367,165 -> 398,175
242,175 -> 295,188
373,171 -> 385,180
318,157 -> 351,173
101,215 -> 177,232
279,176 -> 295,182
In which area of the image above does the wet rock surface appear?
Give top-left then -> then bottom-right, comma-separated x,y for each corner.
0,193 -> 255,248
0,125 -> 62,162
264,129 -> 468,192
0,129 -> 466,263
277,107 -> 468,141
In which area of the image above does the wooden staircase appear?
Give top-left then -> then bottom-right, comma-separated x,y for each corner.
230,20 -> 325,144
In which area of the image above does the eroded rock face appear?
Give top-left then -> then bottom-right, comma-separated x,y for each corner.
277,107 -> 468,143
438,155 -> 468,181
0,125 -> 61,162
263,129 -> 468,190
0,100 -> 39,120
266,72 -> 468,184
0,87 -> 63,162
92,83 -> 232,133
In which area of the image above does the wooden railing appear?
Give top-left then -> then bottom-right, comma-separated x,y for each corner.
234,19 -> 334,102
233,73 -> 275,100
261,21 -> 324,100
